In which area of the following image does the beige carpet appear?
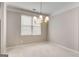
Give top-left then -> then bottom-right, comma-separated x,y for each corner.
7,42 -> 79,57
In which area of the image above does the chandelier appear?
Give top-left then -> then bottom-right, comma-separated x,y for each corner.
33,2 -> 49,24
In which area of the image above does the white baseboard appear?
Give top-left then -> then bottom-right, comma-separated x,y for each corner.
50,42 -> 79,54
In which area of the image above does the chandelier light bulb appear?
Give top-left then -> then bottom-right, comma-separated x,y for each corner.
39,15 -> 43,20
33,16 -> 38,23
33,16 -> 37,20
44,16 -> 49,23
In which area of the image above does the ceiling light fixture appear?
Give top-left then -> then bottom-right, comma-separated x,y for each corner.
33,1 -> 49,24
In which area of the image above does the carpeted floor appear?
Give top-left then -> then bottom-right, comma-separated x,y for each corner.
7,42 -> 79,57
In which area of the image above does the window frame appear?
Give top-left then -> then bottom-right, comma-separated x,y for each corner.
20,14 -> 41,36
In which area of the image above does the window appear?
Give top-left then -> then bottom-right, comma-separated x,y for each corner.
21,15 -> 41,35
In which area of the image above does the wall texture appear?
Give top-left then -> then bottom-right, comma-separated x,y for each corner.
6,8 -> 48,47
48,7 -> 79,51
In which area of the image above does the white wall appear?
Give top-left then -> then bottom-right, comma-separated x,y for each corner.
48,7 -> 79,51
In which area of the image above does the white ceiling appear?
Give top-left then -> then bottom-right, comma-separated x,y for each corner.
7,2 -> 79,15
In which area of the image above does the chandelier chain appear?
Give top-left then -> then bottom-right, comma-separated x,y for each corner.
40,0 -> 42,14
